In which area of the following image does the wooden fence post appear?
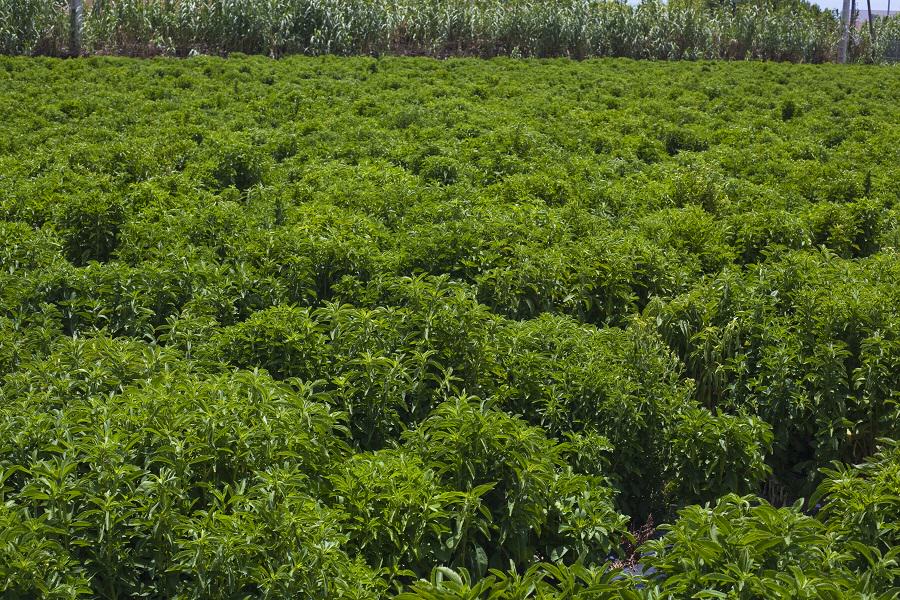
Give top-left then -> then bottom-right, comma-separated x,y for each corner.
839,0 -> 852,63
69,0 -> 83,57
865,0 -> 877,62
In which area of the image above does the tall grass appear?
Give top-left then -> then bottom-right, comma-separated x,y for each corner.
871,13 -> 900,60
0,0 -> 896,62
0,0 -> 67,55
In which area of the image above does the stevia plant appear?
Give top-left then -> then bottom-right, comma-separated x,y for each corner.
0,55 -> 898,597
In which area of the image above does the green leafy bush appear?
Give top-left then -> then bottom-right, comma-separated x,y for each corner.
403,395 -> 629,575
663,408 -> 773,505
642,494 -> 870,598
55,193 -> 125,265
211,304 -> 327,380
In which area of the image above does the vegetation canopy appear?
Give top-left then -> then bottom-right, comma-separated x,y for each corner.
0,55 -> 898,597
2,0 -> 900,62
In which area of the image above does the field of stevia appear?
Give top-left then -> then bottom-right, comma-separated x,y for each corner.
0,55 -> 899,598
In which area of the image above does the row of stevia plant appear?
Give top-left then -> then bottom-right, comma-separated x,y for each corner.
0,56 -> 899,597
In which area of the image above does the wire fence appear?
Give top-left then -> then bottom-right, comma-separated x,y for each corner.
886,38 -> 900,60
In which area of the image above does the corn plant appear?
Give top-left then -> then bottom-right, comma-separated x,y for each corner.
5,0 -> 897,61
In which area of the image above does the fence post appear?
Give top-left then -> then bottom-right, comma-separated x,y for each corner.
69,0 -> 83,56
839,0 -> 852,63
865,0 -> 877,62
